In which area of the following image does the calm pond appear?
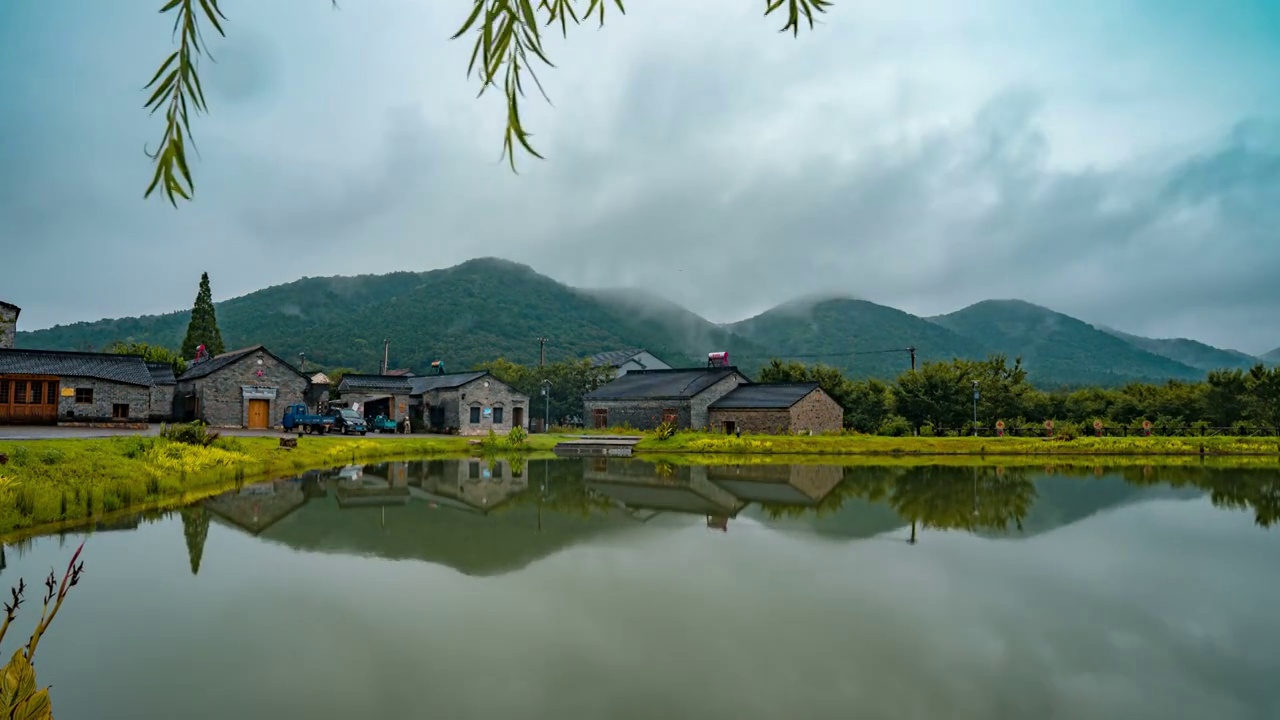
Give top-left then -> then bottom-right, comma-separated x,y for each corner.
4,458 -> 1279,719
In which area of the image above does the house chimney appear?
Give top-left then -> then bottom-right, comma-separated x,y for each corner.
0,301 -> 20,349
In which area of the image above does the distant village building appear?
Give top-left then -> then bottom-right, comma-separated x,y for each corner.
0,301 -> 18,350
587,348 -> 673,378
176,345 -> 309,429
582,367 -> 750,431
146,362 -> 179,423
0,348 -> 156,425
407,371 -> 529,435
337,374 -> 414,423
706,382 -> 843,435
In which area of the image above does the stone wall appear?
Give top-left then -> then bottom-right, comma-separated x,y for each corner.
180,350 -> 307,428
583,374 -> 747,431
149,384 -> 177,422
707,388 -> 844,435
0,302 -> 18,350
57,376 -> 151,423
452,377 -> 530,436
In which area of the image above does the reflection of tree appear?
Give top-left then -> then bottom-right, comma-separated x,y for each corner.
503,460 -> 614,517
180,506 -> 210,575
889,466 -> 1037,535
1121,465 -> 1280,529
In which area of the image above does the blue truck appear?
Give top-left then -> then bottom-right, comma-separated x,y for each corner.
281,404 -> 336,434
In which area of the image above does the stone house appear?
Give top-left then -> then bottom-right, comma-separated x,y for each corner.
587,348 -> 673,378
706,382 -> 843,435
146,362 -> 178,422
408,371 -> 530,436
336,374 -> 413,423
0,301 -> 18,350
582,367 -> 750,431
0,349 -> 155,425
176,345 -> 309,429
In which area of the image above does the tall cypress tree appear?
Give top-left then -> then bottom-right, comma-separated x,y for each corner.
180,507 -> 210,575
181,272 -> 225,359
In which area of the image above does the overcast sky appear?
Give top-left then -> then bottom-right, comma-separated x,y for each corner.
2,1 -> 1278,352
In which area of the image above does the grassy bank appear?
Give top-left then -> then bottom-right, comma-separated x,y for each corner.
0,433 -> 558,535
639,451 -> 1280,470
633,432 -> 1280,456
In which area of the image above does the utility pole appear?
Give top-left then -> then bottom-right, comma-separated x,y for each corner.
908,346 -> 917,371
972,380 -> 980,437
381,339 -> 389,375
537,337 -> 549,368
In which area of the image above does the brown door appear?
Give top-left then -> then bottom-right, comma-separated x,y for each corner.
512,407 -> 524,429
593,408 -> 608,429
247,399 -> 270,429
0,377 -> 59,425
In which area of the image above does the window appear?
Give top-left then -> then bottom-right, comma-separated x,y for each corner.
469,406 -> 481,424
112,404 -> 130,419
45,382 -> 58,404
662,408 -> 678,424
493,463 -> 504,479
75,388 -> 93,404
0,381 -> 9,404
12,381 -> 28,405
492,406 -> 504,425
468,461 -> 481,479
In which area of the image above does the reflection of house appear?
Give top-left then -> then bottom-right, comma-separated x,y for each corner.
336,464 -> 411,507
337,374 -> 413,423
584,459 -> 747,519
582,367 -> 750,431
205,479 -> 308,534
408,459 -> 529,513
408,372 -> 529,436
587,349 -> 673,378
706,464 -> 843,507
707,383 -> 844,435
176,345 -> 309,429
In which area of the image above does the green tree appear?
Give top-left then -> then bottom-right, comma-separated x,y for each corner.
1204,369 -> 1249,426
180,507 -> 210,575
892,361 -> 972,430
110,341 -> 187,376
1244,364 -> 1280,427
180,272 -> 225,359
477,357 -> 614,425
142,0 -> 833,204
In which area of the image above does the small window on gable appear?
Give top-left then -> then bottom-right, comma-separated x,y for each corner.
75,388 -> 94,404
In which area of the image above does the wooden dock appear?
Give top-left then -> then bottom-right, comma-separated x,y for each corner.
552,435 -> 643,458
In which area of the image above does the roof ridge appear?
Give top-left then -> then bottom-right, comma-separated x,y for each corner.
0,348 -> 149,361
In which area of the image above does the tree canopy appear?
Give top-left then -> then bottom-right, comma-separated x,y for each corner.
180,272 -> 225,359
142,0 -> 833,204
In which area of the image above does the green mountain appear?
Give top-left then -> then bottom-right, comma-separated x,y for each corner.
928,300 -> 1204,387
13,259 -> 1250,386
1263,347 -> 1280,365
727,297 -> 989,379
1100,327 -> 1260,372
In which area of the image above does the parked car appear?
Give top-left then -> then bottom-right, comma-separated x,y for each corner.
326,407 -> 368,435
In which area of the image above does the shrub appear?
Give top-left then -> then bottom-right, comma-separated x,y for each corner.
160,421 -> 220,447
918,423 -> 935,437
654,420 -> 678,441
877,415 -> 914,437
507,425 -> 528,447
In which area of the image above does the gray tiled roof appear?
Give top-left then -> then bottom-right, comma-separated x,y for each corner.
408,371 -> 488,395
587,348 -> 644,368
146,362 -> 178,386
584,368 -> 746,401
708,382 -> 820,409
177,346 -> 261,381
0,349 -> 155,387
339,374 -> 414,393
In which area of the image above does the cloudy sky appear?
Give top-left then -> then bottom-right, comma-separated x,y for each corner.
2,1 -> 1278,352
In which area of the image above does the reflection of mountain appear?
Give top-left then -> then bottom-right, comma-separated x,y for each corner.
1009,472 -> 1202,537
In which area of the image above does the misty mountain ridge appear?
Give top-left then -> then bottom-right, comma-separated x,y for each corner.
13,257 -> 1273,387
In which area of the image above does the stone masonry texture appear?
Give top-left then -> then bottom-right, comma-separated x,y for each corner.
416,377 -> 529,436
707,388 -> 844,435
57,376 -> 152,423
0,302 -> 18,350
178,350 -> 307,428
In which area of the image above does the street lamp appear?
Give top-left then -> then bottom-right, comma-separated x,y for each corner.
972,380 -> 980,437
541,380 -> 552,433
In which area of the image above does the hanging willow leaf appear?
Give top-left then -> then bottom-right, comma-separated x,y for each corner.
145,0 -> 832,201
143,0 -> 226,206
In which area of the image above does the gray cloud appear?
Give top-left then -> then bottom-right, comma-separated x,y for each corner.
1,0 -> 1278,353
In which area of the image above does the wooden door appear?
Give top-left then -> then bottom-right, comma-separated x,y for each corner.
0,377 -> 59,425
247,399 -> 270,429
512,407 -> 524,429
593,408 -> 608,429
